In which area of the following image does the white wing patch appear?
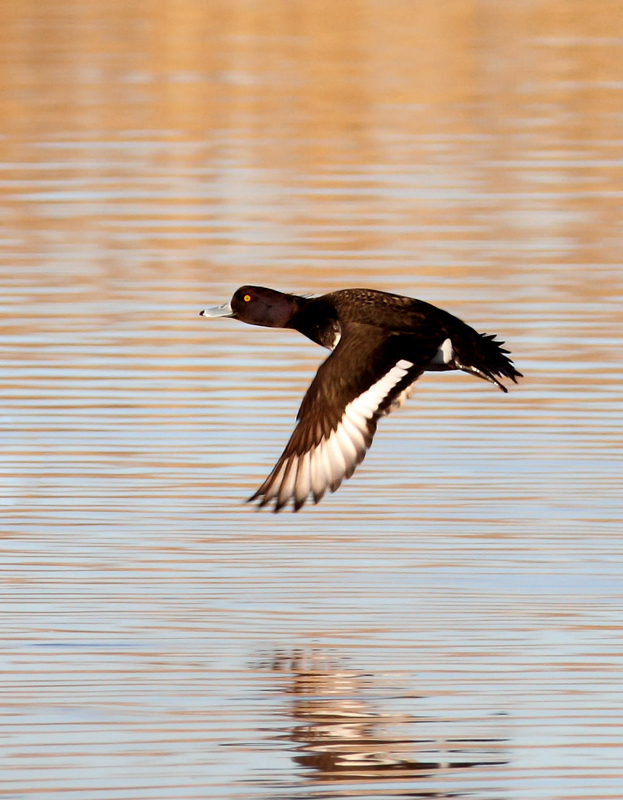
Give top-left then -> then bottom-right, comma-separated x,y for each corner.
254,359 -> 414,511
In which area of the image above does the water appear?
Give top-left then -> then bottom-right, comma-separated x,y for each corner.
1,1 -> 623,798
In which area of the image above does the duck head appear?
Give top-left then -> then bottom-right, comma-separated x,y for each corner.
200,285 -> 304,329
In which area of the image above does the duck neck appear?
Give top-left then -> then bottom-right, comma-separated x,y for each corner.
288,297 -> 340,349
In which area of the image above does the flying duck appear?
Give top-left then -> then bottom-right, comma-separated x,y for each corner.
201,286 -> 522,512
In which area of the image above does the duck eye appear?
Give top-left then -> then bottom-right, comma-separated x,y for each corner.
243,294 -> 251,302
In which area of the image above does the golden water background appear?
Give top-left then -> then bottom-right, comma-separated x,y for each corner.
1,1 -> 623,798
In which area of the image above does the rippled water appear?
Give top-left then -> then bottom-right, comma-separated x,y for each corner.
2,1 -> 623,798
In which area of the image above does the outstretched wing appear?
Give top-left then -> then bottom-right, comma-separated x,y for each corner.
248,325 -> 439,512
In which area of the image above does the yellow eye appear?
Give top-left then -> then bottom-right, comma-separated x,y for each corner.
243,294 -> 251,302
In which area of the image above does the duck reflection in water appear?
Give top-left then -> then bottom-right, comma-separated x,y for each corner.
263,649 -> 507,785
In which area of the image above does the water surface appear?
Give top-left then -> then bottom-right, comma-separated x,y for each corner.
1,2 -> 623,798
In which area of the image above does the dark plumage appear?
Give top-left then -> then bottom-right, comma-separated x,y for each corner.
201,285 -> 522,512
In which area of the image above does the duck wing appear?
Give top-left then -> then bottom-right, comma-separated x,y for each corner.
248,324 -> 437,512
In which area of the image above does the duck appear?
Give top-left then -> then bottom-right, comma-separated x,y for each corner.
200,285 -> 522,512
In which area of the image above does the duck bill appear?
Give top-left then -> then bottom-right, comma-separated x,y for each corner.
199,302 -> 233,318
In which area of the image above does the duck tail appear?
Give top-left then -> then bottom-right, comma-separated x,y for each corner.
453,331 -> 523,393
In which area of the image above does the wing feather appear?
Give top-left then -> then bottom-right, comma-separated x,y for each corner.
248,327 -> 433,511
